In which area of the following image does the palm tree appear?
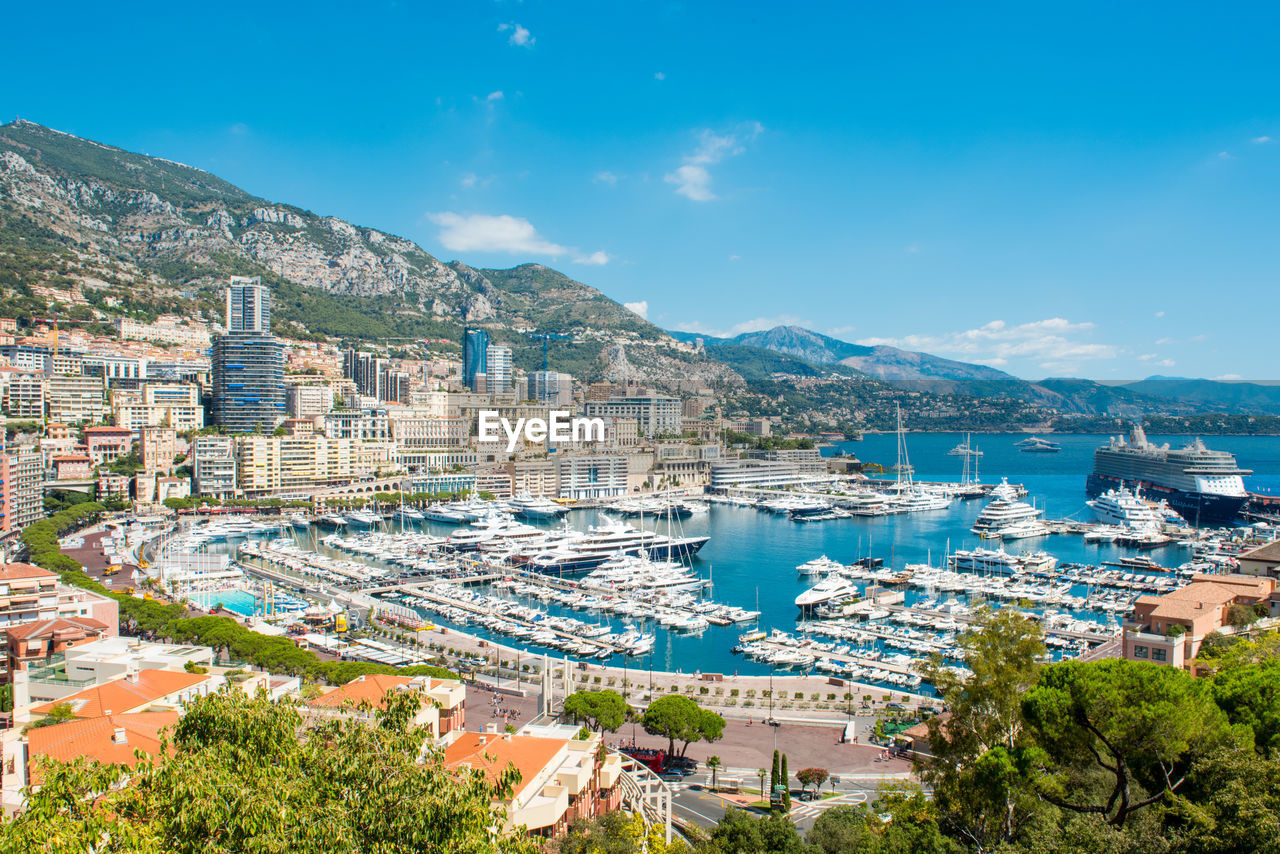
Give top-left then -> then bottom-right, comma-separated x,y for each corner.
757,768 -> 767,800
707,756 -> 721,791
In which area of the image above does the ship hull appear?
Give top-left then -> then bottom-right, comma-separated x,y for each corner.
1086,473 -> 1245,526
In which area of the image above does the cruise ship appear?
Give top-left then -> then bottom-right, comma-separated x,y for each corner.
1086,425 -> 1250,526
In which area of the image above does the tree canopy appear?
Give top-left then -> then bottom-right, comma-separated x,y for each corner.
0,688 -> 536,854
640,695 -> 725,758
563,689 -> 629,734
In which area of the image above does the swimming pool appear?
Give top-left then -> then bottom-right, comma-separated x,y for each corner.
188,587 -> 308,617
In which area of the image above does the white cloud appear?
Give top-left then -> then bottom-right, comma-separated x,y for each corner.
1216,373 -> 1243,380
856,318 -> 1118,372
498,22 -> 534,47
573,251 -> 611,266
1138,353 -> 1158,361
1154,310 -> 1165,318
1217,151 -> 1234,160
427,212 -> 568,255
593,171 -> 619,185
728,254 -> 740,261
664,122 -> 763,202
624,300 -> 649,319
674,314 -> 808,338
654,72 -> 666,81
1154,358 -> 1175,368
1253,136 -> 1272,144
486,90 -> 504,102
826,325 -> 857,338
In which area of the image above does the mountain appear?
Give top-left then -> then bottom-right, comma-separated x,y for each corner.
0,120 -> 739,392
1120,377 -> 1280,415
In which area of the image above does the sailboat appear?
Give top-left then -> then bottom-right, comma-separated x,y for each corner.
884,404 -> 952,513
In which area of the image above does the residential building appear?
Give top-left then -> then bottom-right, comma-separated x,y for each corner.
583,394 -> 682,436
306,673 -> 466,737
323,409 -> 392,443
46,375 -> 107,423
556,454 -> 629,500
2,373 -> 43,419
139,426 -> 178,475
443,723 -> 622,838
530,371 -> 573,406
4,617 -> 111,681
474,469 -> 514,499
113,316 -> 211,348
0,564 -> 119,681
112,383 -> 205,431
485,344 -> 513,394
5,446 -> 44,532
286,383 -> 334,418
235,434 -> 382,497
226,275 -> 270,333
193,436 -> 237,498
52,454 -> 91,481
83,426 -> 135,466
390,413 -> 466,471
406,471 -> 477,496
27,669 -> 215,722
210,332 -> 285,433
80,354 -> 149,386
463,328 -> 489,392
1236,541 -> 1280,578
17,636 -> 213,708
1123,574 -> 1277,668
13,710 -> 179,799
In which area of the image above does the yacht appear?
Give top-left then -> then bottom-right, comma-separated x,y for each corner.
996,518 -> 1052,540
510,493 -> 570,520
524,516 -> 709,575
840,489 -> 896,516
970,491 -> 1043,538
949,546 -> 1057,575
1087,485 -> 1167,530
1016,436 -> 1062,453
423,503 -> 468,523
795,575 -> 859,610
884,404 -> 952,514
797,555 -> 846,577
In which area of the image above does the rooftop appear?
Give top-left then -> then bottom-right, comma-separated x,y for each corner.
444,730 -> 568,798
307,673 -> 435,710
26,711 -> 178,780
1238,541 -> 1280,563
0,562 -> 57,582
32,669 -> 210,719
4,616 -> 108,642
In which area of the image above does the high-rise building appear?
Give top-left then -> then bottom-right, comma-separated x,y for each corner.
5,445 -> 44,532
225,276 -> 271,333
193,436 -> 237,498
485,345 -> 513,394
211,282 -> 285,434
462,328 -> 489,392
529,371 -> 573,407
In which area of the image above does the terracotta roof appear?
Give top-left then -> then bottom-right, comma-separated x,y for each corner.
26,711 -> 178,781
83,426 -> 132,434
33,670 -> 210,719
444,731 -> 567,797
4,616 -> 109,641
53,454 -> 91,462
1239,541 -> 1280,563
307,673 -> 433,710
0,562 -> 57,582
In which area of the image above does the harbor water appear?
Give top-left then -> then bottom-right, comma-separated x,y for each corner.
278,433 -> 1280,679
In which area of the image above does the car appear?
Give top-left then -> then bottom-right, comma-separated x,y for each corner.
658,772 -> 686,782
666,756 -> 698,771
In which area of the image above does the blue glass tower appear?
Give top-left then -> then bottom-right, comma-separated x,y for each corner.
463,328 -> 489,392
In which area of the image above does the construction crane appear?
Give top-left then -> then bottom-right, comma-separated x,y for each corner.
32,316 -> 100,350
529,332 -> 571,371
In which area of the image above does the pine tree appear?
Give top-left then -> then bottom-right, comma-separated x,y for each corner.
770,749 -> 781,811
781,753 -> 791,811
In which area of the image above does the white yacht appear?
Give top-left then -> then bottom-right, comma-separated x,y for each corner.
996,518 -> 1052,540
797,555 -> 846,577
1087,485 -> 1166,531
795,575 -> 859,610
510,493 -> 569,520
949,546 -> 1057,575
971,490 -> 1043,538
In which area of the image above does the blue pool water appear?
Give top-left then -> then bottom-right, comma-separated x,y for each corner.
189,587 -> 307,617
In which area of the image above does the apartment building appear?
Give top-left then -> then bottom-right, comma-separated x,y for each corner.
45,375 -> 107,423
235,434 -> 382,496
286,383 -> 334,418
306,673 -> 466,737
583,394 -> 682,436
83,426 -> 135,466
443,723 -> 622,838
193,436 -> 237,498
556,454 -> 629,500
112,383 -> 204,431
0,564 -> 119,682
3,374 -> 44,419
139,426 -> 178,474
389,413 -> 466,471
1123,574 -> 1277,668
4,447 -> 44,532
113,316 -> 211,348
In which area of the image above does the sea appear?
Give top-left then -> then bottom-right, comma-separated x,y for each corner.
282,433 -> 1280,679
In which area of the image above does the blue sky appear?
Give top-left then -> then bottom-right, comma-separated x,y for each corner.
6,1 -> 1279,380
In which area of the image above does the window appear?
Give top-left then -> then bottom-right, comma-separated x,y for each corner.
1152,648 -> 1168,662
1133,645 -> 1148,659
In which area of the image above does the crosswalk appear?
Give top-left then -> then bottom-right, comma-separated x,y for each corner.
789,790 -> 869,822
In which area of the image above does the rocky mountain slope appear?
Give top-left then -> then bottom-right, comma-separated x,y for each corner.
0,120 -> 738,391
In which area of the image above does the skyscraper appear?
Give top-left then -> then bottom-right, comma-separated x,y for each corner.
462,328 -> 489,392
485,344 -> 513,394
226,275 -> 271,333
211,280 -> 285,433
